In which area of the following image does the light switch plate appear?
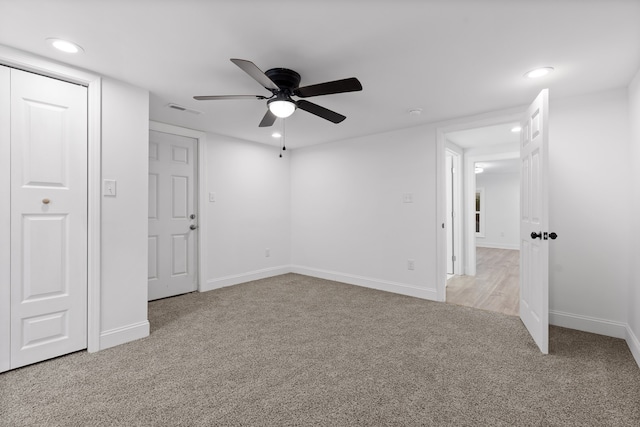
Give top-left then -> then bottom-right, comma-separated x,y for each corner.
209,192 -> 216,202
103,179 -> 116,197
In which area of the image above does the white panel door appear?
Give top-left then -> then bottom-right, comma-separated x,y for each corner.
148,130 -> 198,301
0,65 -> 10,372
519,89 -> 549,354
10,69 -> 88,369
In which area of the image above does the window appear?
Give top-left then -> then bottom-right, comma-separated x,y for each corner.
475,187 -> 485,237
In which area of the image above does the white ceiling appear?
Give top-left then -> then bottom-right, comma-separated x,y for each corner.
1,0 -> 639,149
476,159 -> 520,174
446,122 -> 520,149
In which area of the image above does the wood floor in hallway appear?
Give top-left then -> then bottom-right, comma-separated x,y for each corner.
446,247 -> 519,316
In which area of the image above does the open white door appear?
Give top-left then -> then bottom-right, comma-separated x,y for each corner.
148,130 -> 198,301
519,89 -> 549,354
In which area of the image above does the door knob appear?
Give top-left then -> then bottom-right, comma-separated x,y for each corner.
548,232 -> 558,240
530,231 -> 542,239
189,224 -> 198,230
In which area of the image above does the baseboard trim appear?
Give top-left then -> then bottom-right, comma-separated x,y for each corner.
475,243 -> 519,250
99,321 -> 150,351
626,325 -> 640,369
202,265 -> 291,292
549,310 -> 627,339
291,265 -> 438,301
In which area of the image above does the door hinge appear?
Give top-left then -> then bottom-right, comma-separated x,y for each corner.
452,255 -> 456,262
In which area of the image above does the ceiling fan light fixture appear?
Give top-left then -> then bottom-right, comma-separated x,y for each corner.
268,99 -> 296,118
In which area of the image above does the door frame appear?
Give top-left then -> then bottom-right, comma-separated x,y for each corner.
436,109 -> 522,301
0,44 -> 102,354
445,146 -> 463,276
149,121 -> 207,293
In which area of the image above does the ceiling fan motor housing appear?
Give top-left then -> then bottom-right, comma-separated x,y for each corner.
265,68 -> 301,93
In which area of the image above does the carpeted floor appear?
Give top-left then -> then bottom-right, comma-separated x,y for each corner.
1,273 -> 639,426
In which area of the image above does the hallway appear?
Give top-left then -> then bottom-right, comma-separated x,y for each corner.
446,247 -> 519,316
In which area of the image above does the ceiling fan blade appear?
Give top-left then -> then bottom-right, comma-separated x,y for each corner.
259,110 -> 277,127
294,77 -> 362,98
296,100 -> 346,124
193,95 -> 268,101
230,58 -> 280,91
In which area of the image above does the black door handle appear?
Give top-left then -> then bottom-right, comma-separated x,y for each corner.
531,231 -> 542,239
548,232 -> 558,240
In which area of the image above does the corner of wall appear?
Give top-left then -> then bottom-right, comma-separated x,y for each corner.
626,325 -> 640,369
100,78 -> 150,344
202,265 -> 292,292
99,321 -> 150,351
627,66 -> 640,368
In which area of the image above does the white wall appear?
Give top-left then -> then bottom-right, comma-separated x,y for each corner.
291,125 -> 438,300
290,87 -> 632,342
202,136 -> 291,290
548,88 -> 631,336
100,78 -> 150,349
475,172 -> 519,250
627,68 -> 640,364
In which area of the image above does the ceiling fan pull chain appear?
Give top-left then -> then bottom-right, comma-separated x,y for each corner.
282,118 -> 287,151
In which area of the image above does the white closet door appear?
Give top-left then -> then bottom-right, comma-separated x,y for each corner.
0,65 -> 10,372
10,69 -> 88,369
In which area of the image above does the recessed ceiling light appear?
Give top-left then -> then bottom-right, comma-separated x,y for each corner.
409,108 -> 422,116
511,126 -> 522,133
271,132 -> 282,138
46,38 -> 84,54
524,67 -> 554,79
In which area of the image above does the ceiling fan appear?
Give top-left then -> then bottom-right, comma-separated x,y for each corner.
194,58 -> 362,127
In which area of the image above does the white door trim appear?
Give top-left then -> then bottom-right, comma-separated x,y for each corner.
149,121 -> 207,292
436,110 -> 522,302
445,144 -> 463,276
0,44 -> 102,353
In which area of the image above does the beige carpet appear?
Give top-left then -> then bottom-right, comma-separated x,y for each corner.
1,273 -> 639,426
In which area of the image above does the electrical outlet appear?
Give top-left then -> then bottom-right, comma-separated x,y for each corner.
403,193 -> 414,203
265,248 -> 270,257
408,259 -> 415,270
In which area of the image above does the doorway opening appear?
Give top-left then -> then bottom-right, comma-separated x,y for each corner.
441,121 -> 521,316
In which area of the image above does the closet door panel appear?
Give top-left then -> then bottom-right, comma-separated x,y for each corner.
0,65 -> 10,373
9,69 -> 88,369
